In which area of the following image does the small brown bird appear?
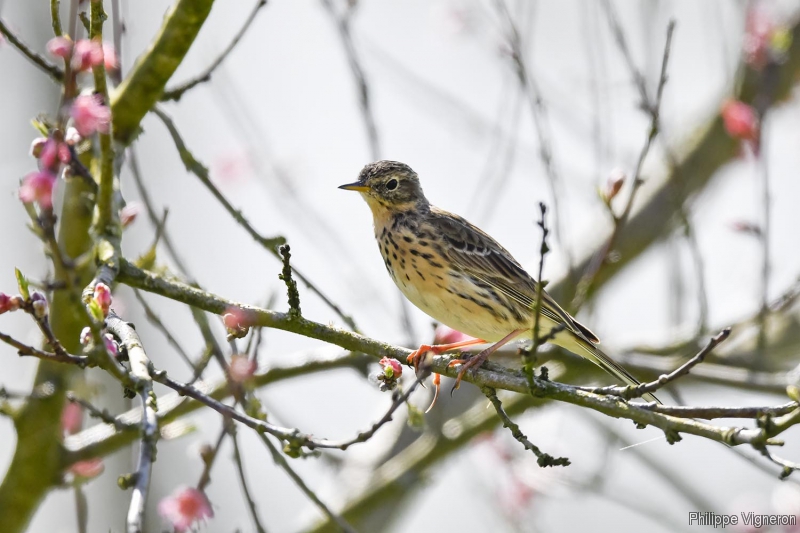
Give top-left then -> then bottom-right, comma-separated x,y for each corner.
340,160 -> 659,404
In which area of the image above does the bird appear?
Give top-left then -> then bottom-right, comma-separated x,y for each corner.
339,160 -> 660,405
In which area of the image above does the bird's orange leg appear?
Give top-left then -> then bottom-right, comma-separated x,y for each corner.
406,338 -> 486,370
407,338 -> 486,411
448,329 -> 526,394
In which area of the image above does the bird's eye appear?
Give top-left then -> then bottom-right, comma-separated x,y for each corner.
386,179 -> 398,191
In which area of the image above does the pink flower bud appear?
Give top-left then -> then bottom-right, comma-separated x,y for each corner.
120,203 -> 140,227
70,94 -> 111,137
433,325 -> 475,345
93,283 -> 112,317
228,354 -> 257,383
103,334 -> 118,357
61,401 -> 83,435
80,327 -> 92,346
0,293 -> 10,314
223,306 -> 251,329
69,458 -> 104,480
721,100 -> 759,141
379,357 -> 403,379
71,39 -> 103,71
20,170 -> 57,209
46,36 -> 73,59
158,487 -> 214,532
30,137 -> 47,158
65,127 -> 81,146
729,221 -> 761,236
603,168 -> 626,203
8,296 -> 22,312
57,142 -> 71,164
102,41 -> 118,71
30,292 -> 48,319
38,138 -> 59,170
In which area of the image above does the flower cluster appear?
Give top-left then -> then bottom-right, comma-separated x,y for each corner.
742,6 -> 792,70
93,283 -> 112,317
47,36 -> 117,73
376,357 -> 403,391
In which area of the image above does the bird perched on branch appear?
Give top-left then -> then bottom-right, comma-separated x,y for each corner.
340,160 -> 660,405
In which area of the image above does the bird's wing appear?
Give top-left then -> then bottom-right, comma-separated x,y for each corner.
428,207 -> 599,343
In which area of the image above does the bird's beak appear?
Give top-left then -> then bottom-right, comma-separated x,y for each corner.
338,182 -> 370,192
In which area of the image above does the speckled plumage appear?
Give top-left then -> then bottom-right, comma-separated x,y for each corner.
341,160 -> 659,403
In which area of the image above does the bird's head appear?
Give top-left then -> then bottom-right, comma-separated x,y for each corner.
339,160 -> 427,212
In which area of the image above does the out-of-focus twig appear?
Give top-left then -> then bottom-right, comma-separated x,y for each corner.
162,0 -> 268,101
0,18 -> 64,81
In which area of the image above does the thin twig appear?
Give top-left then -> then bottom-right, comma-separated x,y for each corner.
320,0 -> 379,160
152,371 -> 422,452
258,433 -> 358,533
639,401 -> 799,420
231,429 -> 269,533
278,245 -> 301,318
152,107 -> 360,331
0,330 -> 88,367
571,16 -> 676,311
161,0 -> 268,101
0,18 -> 64,81
132,289 -> 194,367
492,0 -> 566,249
586,328 -> 730,400
67,392 -> 133,431
196,424 -> 229,491
482,386 -> 570,467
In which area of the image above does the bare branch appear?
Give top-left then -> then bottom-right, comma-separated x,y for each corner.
0,18 -> 64,81
106,314 -> 158,533
482,386 -> 570,467
586,328 -> 731,400
161,0 -> 268,101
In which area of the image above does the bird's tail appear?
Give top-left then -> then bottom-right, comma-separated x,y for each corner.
566,335 -> 662,404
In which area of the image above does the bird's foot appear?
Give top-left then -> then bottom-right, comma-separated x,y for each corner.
406,338 -> 486,372
406,338 -> 486,410
447,349 -> 491,396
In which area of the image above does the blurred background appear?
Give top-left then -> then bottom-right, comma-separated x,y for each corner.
1,0 -> 800,531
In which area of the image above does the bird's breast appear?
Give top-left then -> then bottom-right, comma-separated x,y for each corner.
373,216 -> 521,341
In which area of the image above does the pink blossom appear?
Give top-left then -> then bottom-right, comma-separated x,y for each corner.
61,401 -> 83,435
433,325 -> 475,345
71,39 -> 103,71
223,306 -> 252,329
721,100 -> 758,142
36,138 -> 69,170
31,292 -> 48,319
70,94 -> 111,136
93,283 -> 112,316
158,487 -> 213,532
120,203 -> 140,227
19,170 -> 57,209
104,334 -> 118,357
47,36 -> 73,59
379,357 -> 403,378
102,41 -> 118,71
0,293 -> 11,315
602,168 -> 626,203
728,220 -> 761,236
743,6 -> 774,69
30,137 -> 47,158
65,127 -> 81,146
69,458 -> 105,480
229,354 -> 257,383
